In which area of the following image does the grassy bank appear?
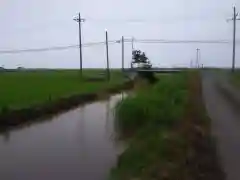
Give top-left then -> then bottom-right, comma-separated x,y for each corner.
0,69 -> 124,109
231,70 -> 240,88
110,72 -> 224,180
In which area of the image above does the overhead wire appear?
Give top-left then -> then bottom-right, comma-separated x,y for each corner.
85,17 -> 223,23
0,40 -> 121,54
0,38 -> 239,54
135,39 -> 233,44
0,45 -> 78,54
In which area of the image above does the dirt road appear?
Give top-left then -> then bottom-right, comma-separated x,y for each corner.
202,71 -> 240,180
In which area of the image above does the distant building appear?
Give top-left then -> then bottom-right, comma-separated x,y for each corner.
132,62 -> 152,69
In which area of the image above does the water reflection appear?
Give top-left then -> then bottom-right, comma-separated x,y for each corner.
105,97 -> 111,135
0,93 -> 126,180
1,131 -> 10,143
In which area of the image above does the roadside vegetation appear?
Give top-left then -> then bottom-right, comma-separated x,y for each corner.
230,70 -> 240,88
110,71 -> 224,180
0,69 -> 125,109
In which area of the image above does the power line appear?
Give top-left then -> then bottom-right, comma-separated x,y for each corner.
85,17 -> 223,23
83,40 -> 120,47
135,39 -> 236,44
1,17 -> 225,36
0,41 -> 120,54
0,45 -> 78,54
0,38 -> 239,55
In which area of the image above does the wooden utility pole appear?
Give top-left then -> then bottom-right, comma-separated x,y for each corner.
232,6 -> 237,72
131,37 -> 134,51
228,6 -> 240,72
74,13 -> 85,77
130,37 -> 134,69
105,29 -> 110,81
190,59 -> 193,69
122,36 -> 125,71
196,48 -> 200,68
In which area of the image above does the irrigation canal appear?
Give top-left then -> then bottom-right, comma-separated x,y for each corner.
0,93 -> 126,180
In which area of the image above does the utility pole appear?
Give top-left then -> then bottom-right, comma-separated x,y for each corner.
131,37 -> 134,51
232,6 -> 237,72
196,48 -> 200,68
122,36 -> 125,71
74,13 -> 85,77
228,6 -> 240,72
130,37 -> 134,69
190,59 -> 193,69
105,29 -> 110,81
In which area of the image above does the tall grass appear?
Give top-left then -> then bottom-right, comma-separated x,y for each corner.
110,73 -> 188,180
115,73 -> 188,136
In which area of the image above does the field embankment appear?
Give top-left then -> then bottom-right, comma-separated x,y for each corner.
110,71 -> 224,180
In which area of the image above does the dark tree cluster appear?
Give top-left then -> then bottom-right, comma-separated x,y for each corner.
132,50 -> 149,64
131,50 -> 156,83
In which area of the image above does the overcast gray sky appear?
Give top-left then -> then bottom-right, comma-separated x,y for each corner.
0,0 -> 240,68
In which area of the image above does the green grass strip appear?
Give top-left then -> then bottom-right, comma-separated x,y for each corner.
110,73 -> 188,180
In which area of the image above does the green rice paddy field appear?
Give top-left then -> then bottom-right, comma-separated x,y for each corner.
0,69 -> 125,109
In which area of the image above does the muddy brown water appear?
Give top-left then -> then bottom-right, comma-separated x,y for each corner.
0,93 -> 126,180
